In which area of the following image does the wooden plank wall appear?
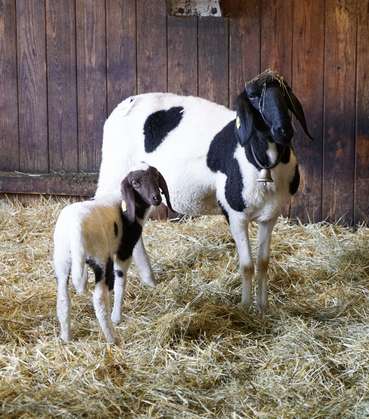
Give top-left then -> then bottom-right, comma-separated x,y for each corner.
0,0 -> 368,225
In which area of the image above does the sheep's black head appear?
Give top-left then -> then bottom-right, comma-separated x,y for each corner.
236,69 -> 313,146
121,165 -> 173,222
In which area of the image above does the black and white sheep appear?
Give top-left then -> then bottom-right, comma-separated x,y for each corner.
53,164 -> 172,342
95,70 -> 313,311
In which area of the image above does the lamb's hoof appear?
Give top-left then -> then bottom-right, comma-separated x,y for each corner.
111,313 -> 121,325
106,335 -> 118,345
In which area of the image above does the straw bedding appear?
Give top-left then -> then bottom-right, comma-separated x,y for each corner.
0,196 -> 368,418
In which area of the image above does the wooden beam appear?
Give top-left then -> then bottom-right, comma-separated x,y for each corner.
0,172 -> 97,197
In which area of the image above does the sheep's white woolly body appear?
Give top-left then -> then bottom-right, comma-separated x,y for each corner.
96,92 -> 299,310
96,93 -> 234,215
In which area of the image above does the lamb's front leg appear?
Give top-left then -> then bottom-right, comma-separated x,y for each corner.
92,267 -> 116,343
111,257 -> 131,325
133,237 -> 156,287
255,218 -> 277,313
229,215 -> 254,307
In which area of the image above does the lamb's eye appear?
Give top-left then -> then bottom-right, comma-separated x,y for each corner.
248,93 -> 258,100
132,180 -> 141,188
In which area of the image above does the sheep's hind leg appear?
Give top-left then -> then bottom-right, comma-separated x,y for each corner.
111,257 -> 131,325
133,238 -> 156,287
55,261 -> 72,342
91,261 -> 116,343
255,218 -> 277,313
229,215 -> 254,308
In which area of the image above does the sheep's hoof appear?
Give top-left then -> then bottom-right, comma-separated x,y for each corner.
141,275 -> 156,288
59,332 -> 71,342
256,302 -> 269,315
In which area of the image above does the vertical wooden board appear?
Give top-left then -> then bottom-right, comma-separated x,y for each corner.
290,0 -> 324,223
323,0 -> 356,224
17,0 -> 48,173
261,0 -> 293,83
198,17 -> 229,106
106,0 -> 136,115
76,0 -> 107,172
261,0 -> 293,217
167,16 -> 197,96
0,0 -> 18,171
137,0 -> 167,93
355,0 -> 369,224
46,0 -> 78,172
229,0 -> 260,109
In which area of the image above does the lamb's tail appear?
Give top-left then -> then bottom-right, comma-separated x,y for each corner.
70,231 -> 88,295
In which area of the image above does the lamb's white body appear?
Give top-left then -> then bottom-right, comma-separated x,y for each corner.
54,198 -> 130,343
96,93 -> 298,310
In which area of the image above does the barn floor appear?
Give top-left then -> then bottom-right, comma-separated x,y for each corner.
0,196 -> 369,418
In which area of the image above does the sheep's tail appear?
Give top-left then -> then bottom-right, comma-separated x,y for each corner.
70,228 -> 88,295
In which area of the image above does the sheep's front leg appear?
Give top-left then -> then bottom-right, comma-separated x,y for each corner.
133,237 -> 156,287
93,272 -> 116,344
229,216 -> 254,307
255,218 -> 277,313
111,257 -> 132,325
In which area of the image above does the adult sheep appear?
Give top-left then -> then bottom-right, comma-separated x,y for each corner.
95,70 -> 313,312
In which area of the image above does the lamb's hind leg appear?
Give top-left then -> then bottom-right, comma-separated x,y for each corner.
229,215 -> 254,307
255,218 -> 277,313
55,259 -> 72,342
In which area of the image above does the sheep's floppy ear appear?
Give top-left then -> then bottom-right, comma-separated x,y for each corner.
235,92 -> 255,146
156,169 -> 174,211
285,84 -> 314,141
121,178 -> 136,223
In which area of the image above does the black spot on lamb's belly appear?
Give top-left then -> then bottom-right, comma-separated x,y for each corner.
144,106 -> 184,153
116,210 -> 143,262
289,165 -> 300,195
207,121 -> 245,212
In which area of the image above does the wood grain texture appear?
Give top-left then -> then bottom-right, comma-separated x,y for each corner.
167,16 -> 197,96
106,0 -> 136,114
76,0 -> 107,172
229,0 -> 260,109
198,17 -> 229,106
261,0 -> 293,83
17,0 -> 48,173
355,0 -> 369,224
290,0 -> 324,223
323,0 -> 357,224
46,0 -> 78,172
0,0 -> 18,171
0,171 -> 97,196
137,0 -> 167,93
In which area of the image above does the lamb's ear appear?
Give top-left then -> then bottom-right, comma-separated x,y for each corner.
156,170 -> 174,211
121,178 -> 136,223
285,84 -> 314,141
235,92 -> 254,146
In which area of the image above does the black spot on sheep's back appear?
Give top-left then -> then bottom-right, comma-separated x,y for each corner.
207,121 -> 245,212
144,107 -> 184,153
289,165 -> 300,195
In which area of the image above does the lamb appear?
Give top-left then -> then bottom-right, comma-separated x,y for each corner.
53,164 -> 172,343
95,70 -> 313,312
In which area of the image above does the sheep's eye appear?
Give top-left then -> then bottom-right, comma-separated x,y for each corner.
132,180 -> 141,188
248,92 -> 258,100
